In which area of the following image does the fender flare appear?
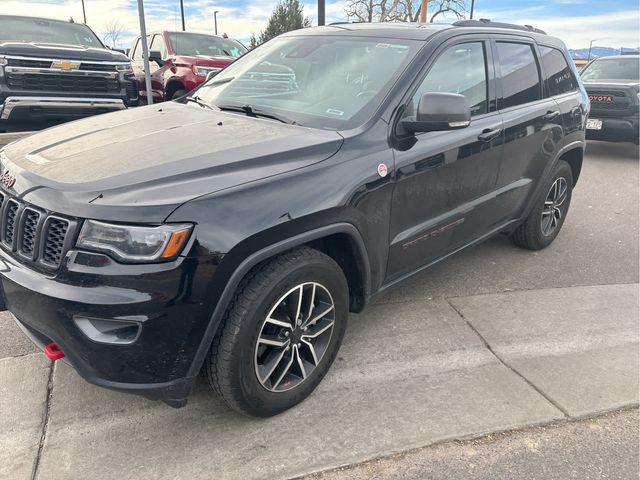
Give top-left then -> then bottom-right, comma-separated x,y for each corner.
520,140 -> 584,221
186,222 -> 371,378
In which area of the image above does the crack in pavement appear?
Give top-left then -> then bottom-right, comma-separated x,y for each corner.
31,360 -> 55,480
444,297 -> 571,418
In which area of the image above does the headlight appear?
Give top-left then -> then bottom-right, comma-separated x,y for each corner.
115,63 -> 133,74
0,56 -> 7,66
77,220 -> 193,263
191,65 -> 222,77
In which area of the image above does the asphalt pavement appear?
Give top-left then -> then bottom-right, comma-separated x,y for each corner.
0,140 -> 638,480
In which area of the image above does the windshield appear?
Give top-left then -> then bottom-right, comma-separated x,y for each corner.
581,57 -> 639,82
169,33 -> 247,58
0,16 -> 102,47
194,35 -> 419,130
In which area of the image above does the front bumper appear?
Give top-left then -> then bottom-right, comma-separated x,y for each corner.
586,115 -> 639,143
0,95 -> 126,121
0,245 -> 220,406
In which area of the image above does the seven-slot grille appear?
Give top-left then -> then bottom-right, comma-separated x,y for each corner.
0,192 -> 75,267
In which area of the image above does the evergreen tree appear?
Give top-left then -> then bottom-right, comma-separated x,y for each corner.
251,0 -> 311,48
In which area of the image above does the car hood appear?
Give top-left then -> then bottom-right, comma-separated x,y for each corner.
583,81 -> 640,88
0,102 -> 344,222
0,41 -> 129,62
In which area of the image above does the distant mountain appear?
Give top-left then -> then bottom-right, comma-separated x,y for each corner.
569,46 -> 639,60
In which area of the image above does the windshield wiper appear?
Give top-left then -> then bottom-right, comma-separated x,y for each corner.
185,95 -> 214,110
215,103 -> 298,125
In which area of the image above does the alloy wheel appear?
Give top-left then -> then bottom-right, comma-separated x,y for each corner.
541,177 -> 568,236
254,282 -> 335,392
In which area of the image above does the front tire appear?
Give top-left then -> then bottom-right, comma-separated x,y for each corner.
511,160 -> 574,250
204,247 -> 348,417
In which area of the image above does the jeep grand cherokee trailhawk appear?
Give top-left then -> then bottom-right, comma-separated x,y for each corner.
0,20 -> 587,417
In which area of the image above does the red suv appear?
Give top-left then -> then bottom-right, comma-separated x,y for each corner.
129,31 -> 247,103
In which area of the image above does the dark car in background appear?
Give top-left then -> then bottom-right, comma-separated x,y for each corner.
0,21 -> 587,417
581,55 -> 639,143
0,15 -> 138,132
129,31 -> 247,102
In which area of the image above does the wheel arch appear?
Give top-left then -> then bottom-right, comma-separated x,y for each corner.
165,79 -> 186,100
186,223 -> 371,379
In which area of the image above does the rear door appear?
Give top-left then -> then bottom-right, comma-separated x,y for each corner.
490,36 -> 564,222
538,44 -> 585,147
386,36 -> 505,282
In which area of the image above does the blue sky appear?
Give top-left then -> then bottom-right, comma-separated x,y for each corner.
2,0 -> 639,49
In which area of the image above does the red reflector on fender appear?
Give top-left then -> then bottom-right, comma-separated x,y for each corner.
44,342 -> 65,360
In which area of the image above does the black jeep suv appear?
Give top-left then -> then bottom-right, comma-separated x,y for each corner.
0,15 -> 138,131
0,21 -> 587,417
580,55 -> 639,144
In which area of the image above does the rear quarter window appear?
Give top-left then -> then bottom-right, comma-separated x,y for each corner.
540,46 -> 579,96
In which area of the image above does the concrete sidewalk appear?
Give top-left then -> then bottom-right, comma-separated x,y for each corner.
1,283 -> 637,480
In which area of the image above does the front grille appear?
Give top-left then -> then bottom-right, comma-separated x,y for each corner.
6,58 -> 52,68
6,72 -> 120,93
42,218 -> 69,266
80,62 -> 118,72
19,209 -> 40,258
587,90 -> 627,97
0,194 -> 76,268
4,200 -> 19,246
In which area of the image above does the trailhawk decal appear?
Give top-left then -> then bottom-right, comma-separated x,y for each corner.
402,218 -> 465,250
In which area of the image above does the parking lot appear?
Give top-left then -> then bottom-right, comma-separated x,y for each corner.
0,139 -> 637,480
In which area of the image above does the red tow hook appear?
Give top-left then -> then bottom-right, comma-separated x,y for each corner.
44,342 -> 65,361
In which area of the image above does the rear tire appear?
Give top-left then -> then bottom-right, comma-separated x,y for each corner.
511,160 -> 573,250
203,247 -> 349,417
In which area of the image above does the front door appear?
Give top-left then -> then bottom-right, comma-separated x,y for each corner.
386,39 -> 505,282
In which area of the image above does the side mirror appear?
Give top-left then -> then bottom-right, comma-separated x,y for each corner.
147,50 -> 164,66
206,70 -> 219,81
401,92 -> 471,134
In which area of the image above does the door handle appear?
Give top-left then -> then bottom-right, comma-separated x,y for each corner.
477,128 -> 502,142
543,110 -> 561,121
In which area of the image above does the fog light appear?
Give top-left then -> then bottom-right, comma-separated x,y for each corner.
74,316 -> 141,345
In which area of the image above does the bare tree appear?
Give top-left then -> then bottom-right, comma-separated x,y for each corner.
345,0 -> 467,23
103,19 -> 126,48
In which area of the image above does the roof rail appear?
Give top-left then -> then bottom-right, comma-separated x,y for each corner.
452,19 -> 547,35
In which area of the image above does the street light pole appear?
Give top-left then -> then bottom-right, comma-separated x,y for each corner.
214,11 -> 219,35
81,0 -> 87,23
318,0 -> 325,26
470,0 -> 475,19
179,0 -> 186,31
136,0 -> 154,105
587,39 -> 595,62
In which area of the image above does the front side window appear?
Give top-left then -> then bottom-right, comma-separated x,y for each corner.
540,46 -> 578,96
0,16 -> 102,47
150,35 -> 168,59
132,38 -> 143,61
581,57 -> 640,82
194,35 -> 420,130
168,33 -> 247,58
497,42 -> 542,108
408,42 -> 489,118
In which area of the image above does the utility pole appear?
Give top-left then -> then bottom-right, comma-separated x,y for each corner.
470,0 -> 475,19
318,0 -> 325,26
179,0 -> 186,31
214,11 -> 219,35
136,0 -> 154,105
420,0 -> 427,23
81,0 -> 87,23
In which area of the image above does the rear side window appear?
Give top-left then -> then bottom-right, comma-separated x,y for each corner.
497,42 -> 542,108
540,46 -> 578,96
409,42 -> 488,117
